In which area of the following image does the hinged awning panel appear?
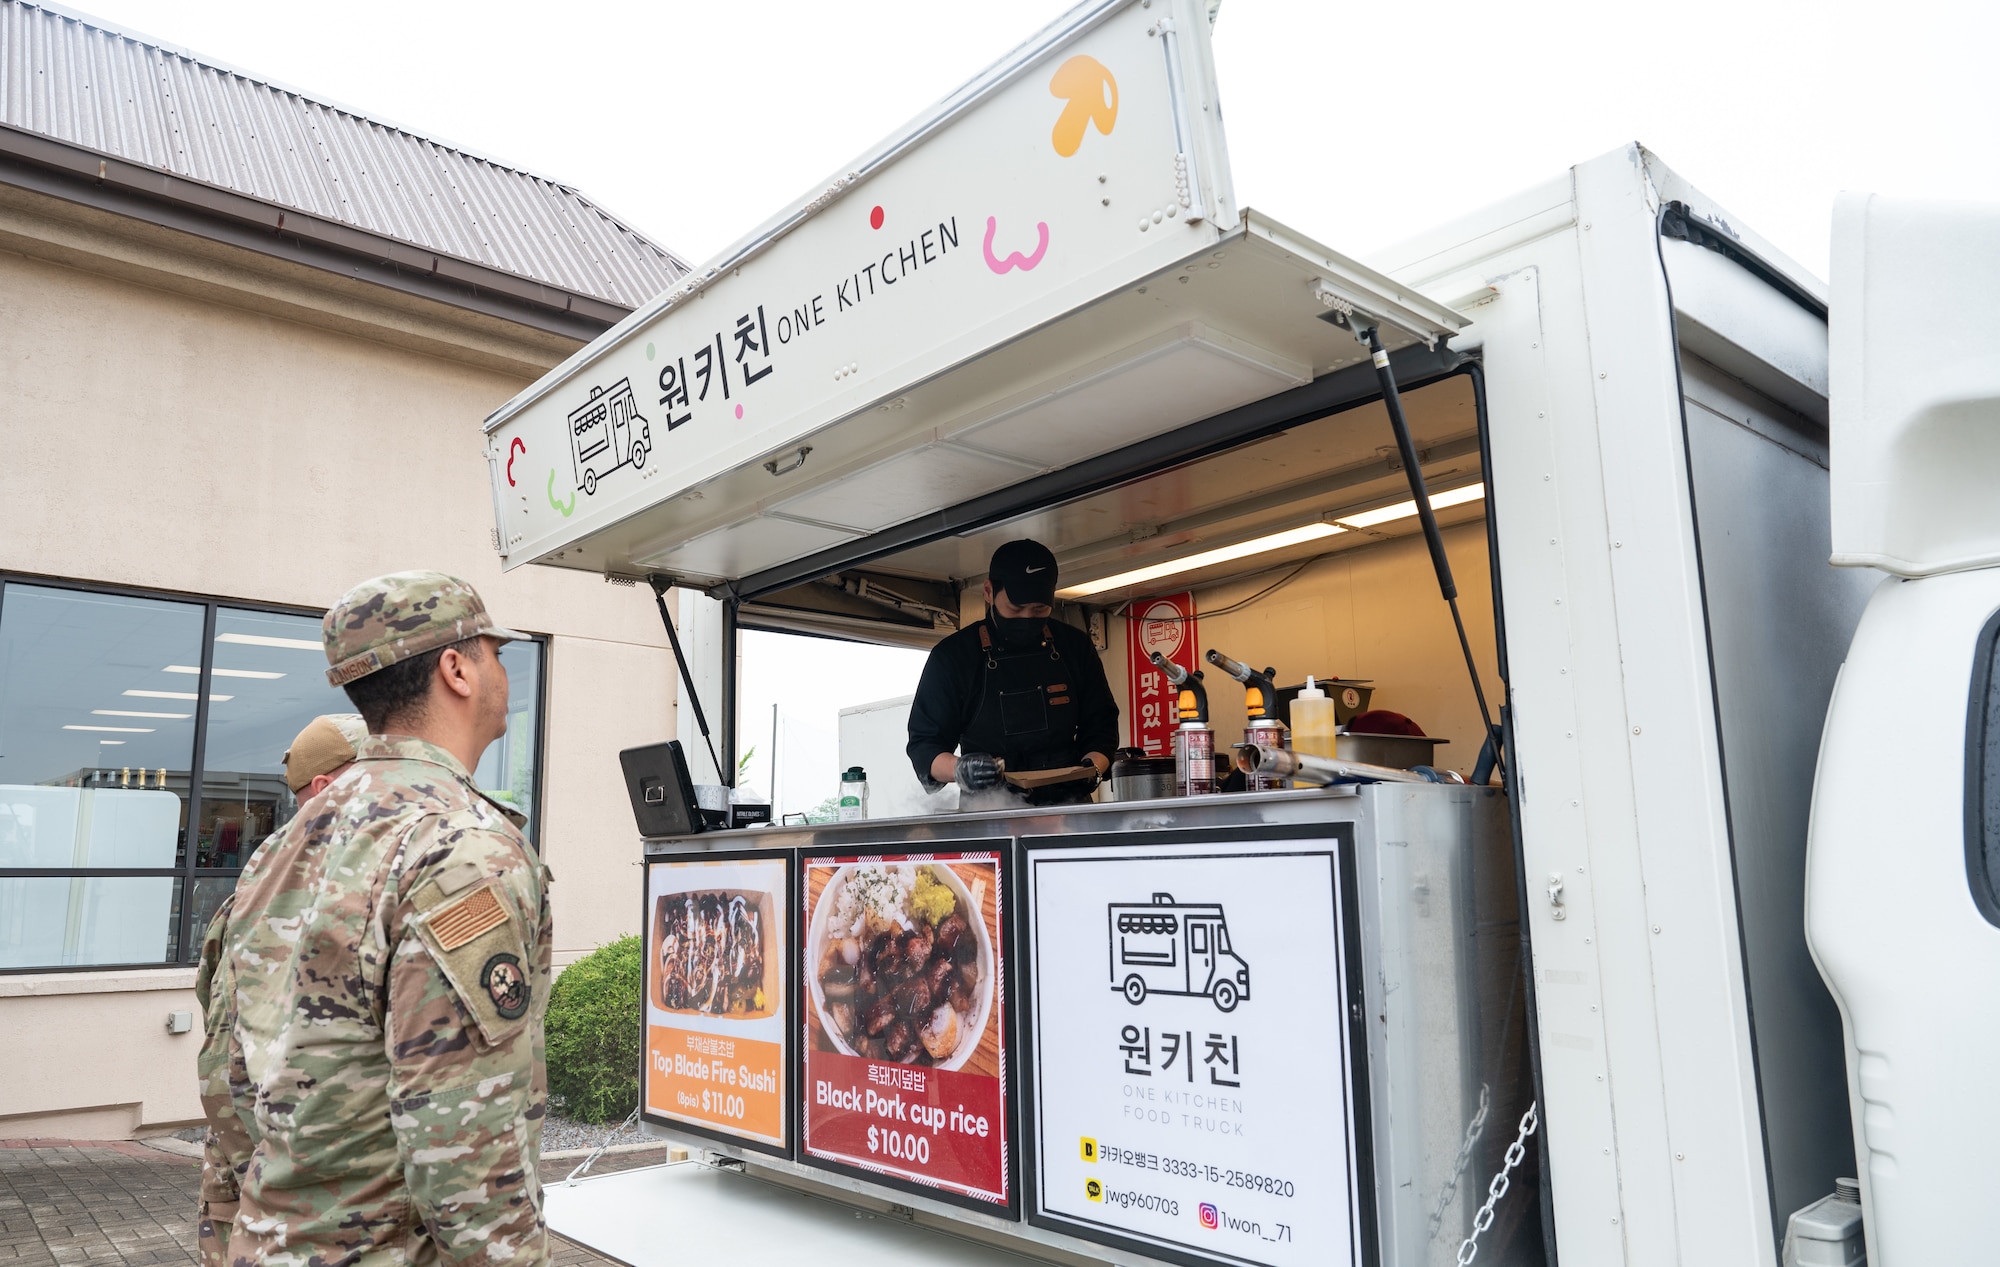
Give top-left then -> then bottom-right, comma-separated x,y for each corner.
484,0 -> 1462,585
487,0 -> 1234,571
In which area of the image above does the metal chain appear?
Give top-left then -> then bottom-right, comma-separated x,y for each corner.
1427,1083 -> 1492,1240
564,1105 -> 643,1187
1456,1101 -> 1538,1266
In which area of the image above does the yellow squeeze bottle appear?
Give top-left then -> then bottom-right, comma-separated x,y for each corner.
1290,676 -> 1339,760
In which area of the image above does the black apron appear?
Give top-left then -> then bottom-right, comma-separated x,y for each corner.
960,621 -> 1093,805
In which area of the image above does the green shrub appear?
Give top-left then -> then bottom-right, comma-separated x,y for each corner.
544,934 -> 642,1124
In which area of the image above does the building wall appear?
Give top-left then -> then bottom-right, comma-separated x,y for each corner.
0,187 -> 676,1137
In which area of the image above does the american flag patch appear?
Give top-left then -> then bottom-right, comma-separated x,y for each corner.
431,884 -> 507,950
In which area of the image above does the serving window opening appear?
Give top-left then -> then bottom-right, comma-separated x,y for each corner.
730,368 -> 1504,805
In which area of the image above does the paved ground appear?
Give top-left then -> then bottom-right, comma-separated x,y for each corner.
0,1139 -> 666,1267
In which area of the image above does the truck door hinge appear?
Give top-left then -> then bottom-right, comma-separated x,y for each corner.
1546,873 -> 1566,921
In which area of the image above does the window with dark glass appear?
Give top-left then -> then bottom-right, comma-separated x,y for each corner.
0,578 -> 545,972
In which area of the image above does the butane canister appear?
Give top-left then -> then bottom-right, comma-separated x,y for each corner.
1243,717 -> 1291,792
1174,724 -> 1215,796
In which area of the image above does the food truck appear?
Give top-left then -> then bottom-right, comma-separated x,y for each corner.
1109,893 -> 1250,1011
481,2 -> 2000,1263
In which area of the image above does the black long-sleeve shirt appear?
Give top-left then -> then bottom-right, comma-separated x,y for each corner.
906,618 -> 1120,788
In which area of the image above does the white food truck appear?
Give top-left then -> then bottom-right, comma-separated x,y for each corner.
482,2 -> 1998,1264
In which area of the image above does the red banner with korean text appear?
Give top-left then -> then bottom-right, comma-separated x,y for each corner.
1126,593 -> 1198,756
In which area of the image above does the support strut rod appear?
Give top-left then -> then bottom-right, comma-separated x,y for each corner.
646,573 -> 730,787
1360,326 -> 1502,772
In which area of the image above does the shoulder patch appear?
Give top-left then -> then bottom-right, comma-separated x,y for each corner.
430,884 -> 508,950
479,952 -> 530,1019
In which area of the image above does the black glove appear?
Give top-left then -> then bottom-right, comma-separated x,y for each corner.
955,752 -> 1005,793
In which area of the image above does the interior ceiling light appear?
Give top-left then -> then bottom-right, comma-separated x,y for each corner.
93,709 -> 190,719
99,739 -> 126,745
125,689 -> 233,701
1334,482 -> 1485,529
1057,522 -> 1346,599
163,665 -> 286,679
65,724 -> 156,733
216,632 -> 322,651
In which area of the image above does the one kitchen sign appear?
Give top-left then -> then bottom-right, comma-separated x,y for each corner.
1127,592 -> 1198,755
1024,832 -> 1367,1267
483,0 -> 1233,572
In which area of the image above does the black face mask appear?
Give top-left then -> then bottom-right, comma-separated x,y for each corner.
987,605 -> 1046,648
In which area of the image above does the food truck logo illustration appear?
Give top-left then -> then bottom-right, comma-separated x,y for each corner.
567,377 -> 650,497
1109,893 -> 1251,1012
1138,600 -> 1187,659
984,216 -> 1050,274
505,436 -> 524,486
1048,54 -> 1118,157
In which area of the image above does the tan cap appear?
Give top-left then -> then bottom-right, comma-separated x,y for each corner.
322,570 -> 527,687
282,714 -> 370,791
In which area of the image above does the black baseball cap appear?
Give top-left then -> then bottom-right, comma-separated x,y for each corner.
988,539 -> 1059,607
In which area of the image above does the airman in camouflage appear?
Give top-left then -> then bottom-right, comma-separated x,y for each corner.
194,712 -> 370,1267
206,572 -> 550,1267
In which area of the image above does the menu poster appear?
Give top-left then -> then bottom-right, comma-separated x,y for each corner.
802,849 -> 1013,1212
1127,593 -> 1199,757
641,853 -> 791,1155
1025,831 -> 1368,1267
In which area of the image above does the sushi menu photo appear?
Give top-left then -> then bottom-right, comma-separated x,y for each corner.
642,853 -> 791,1152
801,849 -> 1011,1208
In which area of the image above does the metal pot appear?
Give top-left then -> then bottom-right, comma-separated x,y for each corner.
1108,755 -> 1178,801
1336,732 -> 1450,771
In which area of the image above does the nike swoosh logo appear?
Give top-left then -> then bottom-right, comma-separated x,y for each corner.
1024,566 -> 1046,573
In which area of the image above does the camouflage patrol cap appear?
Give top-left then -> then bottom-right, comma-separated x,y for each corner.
282,714 -> 369,791
323,571 -> 527,687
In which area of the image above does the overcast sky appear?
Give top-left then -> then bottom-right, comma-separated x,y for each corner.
63,0 -> 2000,281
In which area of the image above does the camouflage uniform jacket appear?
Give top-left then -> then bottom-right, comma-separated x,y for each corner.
194,892 -> 254,1267
222,735 -> 551,1267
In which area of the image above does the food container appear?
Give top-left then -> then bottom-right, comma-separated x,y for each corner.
1337,732 -> 1451,770
693,783 -> 730,830
1108,754 -> 1178,801
806,862 -> 995,1071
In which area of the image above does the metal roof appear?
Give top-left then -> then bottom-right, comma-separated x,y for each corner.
0,0 -> 688,311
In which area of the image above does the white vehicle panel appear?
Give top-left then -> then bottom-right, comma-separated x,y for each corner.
1829,194 -> 2000,576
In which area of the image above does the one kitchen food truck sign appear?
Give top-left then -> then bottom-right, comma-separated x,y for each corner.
483,0 -> 1233,571
1026,833 -> 1366,1267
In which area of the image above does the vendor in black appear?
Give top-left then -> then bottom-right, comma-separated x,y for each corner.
907,539 -> 1119,804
